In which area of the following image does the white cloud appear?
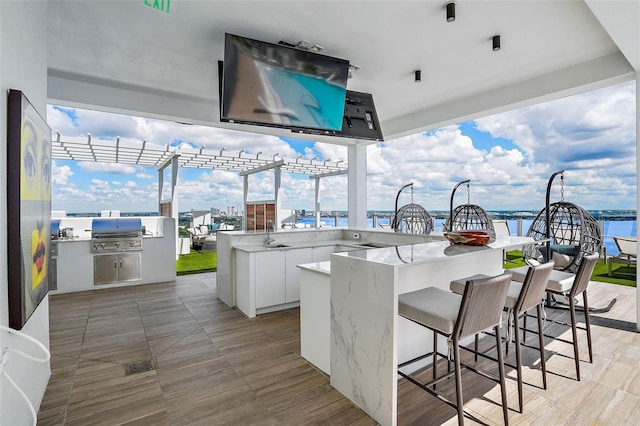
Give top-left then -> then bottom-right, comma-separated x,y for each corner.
52,161 -> 74,185
47,80 -> 636,213
79,161 -> 137,174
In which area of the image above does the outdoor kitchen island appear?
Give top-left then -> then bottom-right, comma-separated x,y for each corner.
50,216 -> 176,294
320,235 -> 534,426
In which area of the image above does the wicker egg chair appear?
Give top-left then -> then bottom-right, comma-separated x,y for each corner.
443,180 -> 495,235
391,183 -> 434,235
522,171 -> 602,273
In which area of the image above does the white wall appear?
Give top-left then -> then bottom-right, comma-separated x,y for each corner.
0,1 -> 51,424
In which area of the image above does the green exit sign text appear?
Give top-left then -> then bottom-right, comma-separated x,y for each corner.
144,0 -> 171,14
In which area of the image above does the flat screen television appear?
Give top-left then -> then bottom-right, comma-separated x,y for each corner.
220,33 -> 350,132
289,90 -> 384,141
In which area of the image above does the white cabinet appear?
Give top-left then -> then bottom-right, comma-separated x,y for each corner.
235,247 -> 314,317
255,250 -> 286,308
285,248 -> 313,302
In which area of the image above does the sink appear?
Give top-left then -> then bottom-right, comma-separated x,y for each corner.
265,244 -> 290,249
358,242 -> 392,248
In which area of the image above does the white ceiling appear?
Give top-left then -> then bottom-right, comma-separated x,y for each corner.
47,0 -> 639,145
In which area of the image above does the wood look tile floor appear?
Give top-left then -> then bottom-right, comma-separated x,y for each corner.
39,272 -> 639,425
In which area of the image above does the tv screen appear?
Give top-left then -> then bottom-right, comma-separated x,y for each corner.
221,33 -> 349,132
292,90 -> 385,141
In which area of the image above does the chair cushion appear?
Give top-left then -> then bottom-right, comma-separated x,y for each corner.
546,270 -> 576,293
450,274 -> 521,309
508,266 -> 574,294
398,287 -> 461,335
552,251 -> 573,268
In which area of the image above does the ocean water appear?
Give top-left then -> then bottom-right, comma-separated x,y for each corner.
298,216 -> 636,256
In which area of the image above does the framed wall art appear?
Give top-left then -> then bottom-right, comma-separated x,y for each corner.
7,89 -> 52,329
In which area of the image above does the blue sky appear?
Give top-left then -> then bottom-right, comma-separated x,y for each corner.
47,80 -> 636,214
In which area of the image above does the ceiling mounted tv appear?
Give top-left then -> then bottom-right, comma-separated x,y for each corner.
221,33 -> 350,132
292,90 -> 384,141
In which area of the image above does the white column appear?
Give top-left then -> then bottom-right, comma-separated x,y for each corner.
158,168 -> 163,209
636,71 -> 640,331
243,174 -> 248,231
275,166 -> 282,228
171,156 -> 179,254
315,177 -> 321,228
348,144 -> 367,228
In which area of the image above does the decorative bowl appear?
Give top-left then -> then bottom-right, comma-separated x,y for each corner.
444,230 -> 491,246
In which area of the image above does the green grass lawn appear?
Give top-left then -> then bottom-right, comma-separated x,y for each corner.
176,250 -> 217,275
504,250 -> 636,287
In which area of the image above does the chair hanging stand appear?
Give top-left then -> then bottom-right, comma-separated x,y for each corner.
391,183 -> 433,235
443,179 -> 495,235
529,171 -> 615,313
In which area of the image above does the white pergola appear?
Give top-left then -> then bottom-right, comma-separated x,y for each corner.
52,132 -> 349,235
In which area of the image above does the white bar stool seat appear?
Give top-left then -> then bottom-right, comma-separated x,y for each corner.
509,265 -> 574,293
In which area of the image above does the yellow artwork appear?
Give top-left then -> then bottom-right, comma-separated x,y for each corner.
7,89 -> 52,329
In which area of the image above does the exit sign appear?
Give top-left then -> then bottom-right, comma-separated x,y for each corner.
144,0 -> 171,14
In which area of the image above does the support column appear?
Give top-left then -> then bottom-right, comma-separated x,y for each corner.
315,177 -> 321,228
243,175 -> 249,231
348,144 -> 367,228
636,71 -> 640,331
158,168 -> 163,208
275,166 -> 282,228
171,156 -> 179,252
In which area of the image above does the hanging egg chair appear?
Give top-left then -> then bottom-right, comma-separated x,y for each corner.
391,183 -> 434,235
522,170 -> 602,273
443,179 -> 495,235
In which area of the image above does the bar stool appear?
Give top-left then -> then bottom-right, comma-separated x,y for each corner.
508,252 -> 599,380
450,261 -> 554,413
398,273 -> 512,426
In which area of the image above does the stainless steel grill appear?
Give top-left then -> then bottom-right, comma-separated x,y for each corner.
91,218 -> 143,252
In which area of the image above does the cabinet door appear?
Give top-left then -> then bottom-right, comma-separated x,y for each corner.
312,245 -> 335,262
118,253 -> 141,282
255,251 -> 286,308
94,254 -> 119,285
285,248 -> 313,303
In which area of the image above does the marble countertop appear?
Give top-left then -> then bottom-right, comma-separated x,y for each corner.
334,235 -> 534,267
233,239 -> 367,253
297,261 -> 331,275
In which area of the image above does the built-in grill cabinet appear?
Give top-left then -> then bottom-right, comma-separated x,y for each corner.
91,218 -> 143,285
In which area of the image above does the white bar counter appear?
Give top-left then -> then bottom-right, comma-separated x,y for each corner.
328,235 -> 533,426
298,261 -> 331,374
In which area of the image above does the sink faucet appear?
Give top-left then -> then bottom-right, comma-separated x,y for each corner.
265,220 -> 276,245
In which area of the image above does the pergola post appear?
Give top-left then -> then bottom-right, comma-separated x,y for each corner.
315,177 -> 321,228
158,153 -> 180,256
348,144 -> 367,228
243,174 -> 249,231
158,168 -> 163,208
636,71 -> 640,331
309,169 -> 348,229
275,165 -> 282,228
